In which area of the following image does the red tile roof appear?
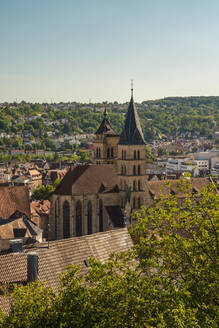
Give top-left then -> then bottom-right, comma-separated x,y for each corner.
0,185 -> 30,219
0,228 -> 133,312
147,178 -> 211,200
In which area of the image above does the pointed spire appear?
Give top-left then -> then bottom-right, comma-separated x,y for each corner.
95,104 -> 119,136
131,79 -> 133,98
103,103 -> 107,118
119,86 -> 145,145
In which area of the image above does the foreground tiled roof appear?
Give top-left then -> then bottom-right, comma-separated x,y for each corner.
147,178 -> 211,200
54,164 -> 119,195
0,218 -> 32,239
0,185 -> 30,219
0,228 -> 133,312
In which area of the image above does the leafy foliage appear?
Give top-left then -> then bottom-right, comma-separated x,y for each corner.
31,179 -> 61,201
1,180 -> 218,327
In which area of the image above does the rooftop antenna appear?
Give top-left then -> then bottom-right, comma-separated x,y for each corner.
131,79 -> 134,98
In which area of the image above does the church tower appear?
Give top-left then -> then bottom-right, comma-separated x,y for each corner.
92,107 -> 120,164
117,83 -> 146,215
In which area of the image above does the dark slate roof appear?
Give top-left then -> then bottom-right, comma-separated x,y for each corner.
0,228 -> 133,312
0,185 -> 30,220
105,206 -> 124,227
95,117 -> 119,136
119,96 -> 145,145
54,164 -> 119,195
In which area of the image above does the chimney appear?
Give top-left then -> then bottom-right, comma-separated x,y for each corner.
10,239 -> 23,253
27,252 -> 39,282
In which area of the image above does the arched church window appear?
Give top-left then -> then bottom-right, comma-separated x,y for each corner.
133,180 -> 136,191
107,148 -> 110,159
133,165 -> 136,176
138,165 -> 141,175
138,180 -> 141,191
137,150 -> 140,160
87,201 -> 92,235
55,198 -> 59,240
134,150 -> 136,159
111,147 -> 114,158
76,200 -> 82,236
63,200 -> 70,239
99,199 -> 103,232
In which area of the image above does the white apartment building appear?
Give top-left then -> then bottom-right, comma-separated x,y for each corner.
180,160 -> 199,177
211,162 -> 219,177
166,159 -> 185,172
166,158 -> 208,177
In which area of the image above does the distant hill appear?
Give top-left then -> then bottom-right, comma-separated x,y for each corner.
0,96 -> 218,142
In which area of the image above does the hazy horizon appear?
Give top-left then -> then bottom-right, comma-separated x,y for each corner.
1,0 -> 219,103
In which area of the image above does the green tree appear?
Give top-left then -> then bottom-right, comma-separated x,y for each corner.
1,180 -> 218,327
31,184 -> 55,201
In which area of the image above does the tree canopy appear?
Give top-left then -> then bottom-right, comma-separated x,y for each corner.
1,179 -> 218,327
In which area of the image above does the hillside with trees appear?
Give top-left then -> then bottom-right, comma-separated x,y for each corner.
0,97 -> 218,140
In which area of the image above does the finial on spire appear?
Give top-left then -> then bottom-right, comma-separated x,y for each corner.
131,79 -> 134,98
103,103 -> 107,118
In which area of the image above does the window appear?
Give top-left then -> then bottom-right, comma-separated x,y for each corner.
137,150 -> 140,160
107,148 -> 110,159
76,200 -> 82,236
133,180 -> 136,191
133,165 -> 136,176
111,147 -> 114,158
99,200 -> 103,232
138,197 -> 141,208
138,180 -> 141,191
63,200 -> 70,239
134,150 -> 136,159
55,198 -> 59,239
138,165 -> 141,175
87,201 -> 92,235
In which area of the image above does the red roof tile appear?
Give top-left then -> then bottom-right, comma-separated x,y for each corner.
0,185 -> 30,219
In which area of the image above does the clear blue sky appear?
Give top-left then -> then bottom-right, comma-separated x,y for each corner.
0,0 -> 219,103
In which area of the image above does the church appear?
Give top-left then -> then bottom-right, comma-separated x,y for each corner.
49,86 -> 153,240
49,88 -> 210,240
